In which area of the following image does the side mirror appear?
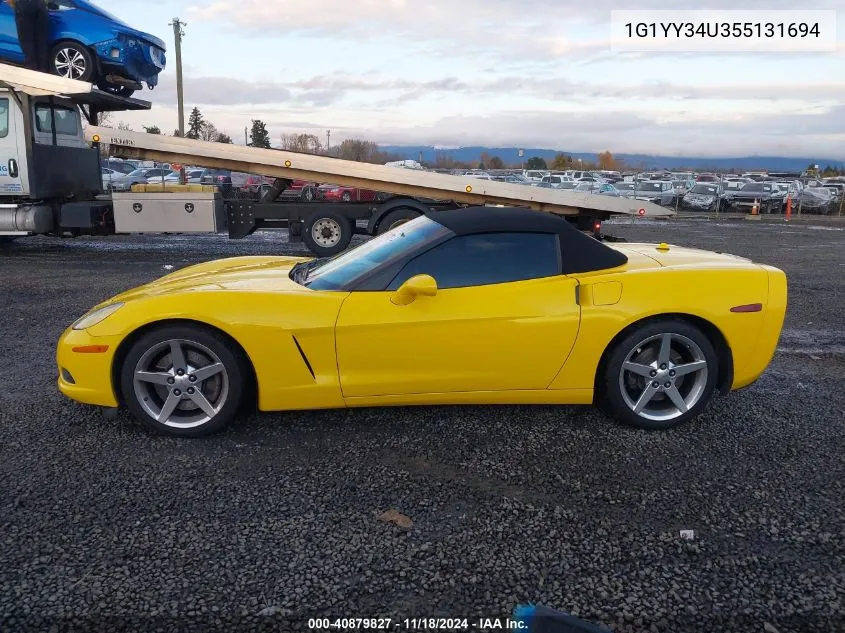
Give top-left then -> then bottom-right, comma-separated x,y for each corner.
391,274 -> 437,306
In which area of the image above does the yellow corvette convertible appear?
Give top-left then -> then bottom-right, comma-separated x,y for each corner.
57,207 -> 787,437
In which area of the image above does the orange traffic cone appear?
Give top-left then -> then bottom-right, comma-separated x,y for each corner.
751,198 -> 760,215
785,194 -> 792,222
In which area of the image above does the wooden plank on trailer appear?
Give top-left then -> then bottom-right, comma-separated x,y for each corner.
86,126 -> 672,218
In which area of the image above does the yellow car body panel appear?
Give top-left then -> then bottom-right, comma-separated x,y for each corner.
57,244 -> 787,415
335,275 -> 580,398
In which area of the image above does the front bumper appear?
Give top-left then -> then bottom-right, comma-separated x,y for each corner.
56,327 -> 121,407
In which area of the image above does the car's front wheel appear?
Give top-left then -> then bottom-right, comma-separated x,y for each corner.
51,41 -> 95,82
599,319 -> 718,430
120,325 -> 249,437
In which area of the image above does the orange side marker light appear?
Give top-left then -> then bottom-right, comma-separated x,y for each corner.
730,304 -> 762,313
72,345 -> 110,353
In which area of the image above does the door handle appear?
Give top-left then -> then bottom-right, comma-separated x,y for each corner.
8,159 -> 18,178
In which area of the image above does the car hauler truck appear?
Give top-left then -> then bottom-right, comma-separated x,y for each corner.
0,63 -> 671,256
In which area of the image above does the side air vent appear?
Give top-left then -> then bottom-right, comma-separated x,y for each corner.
291,335 -> 316,381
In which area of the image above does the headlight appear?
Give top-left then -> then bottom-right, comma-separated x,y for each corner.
72,303 -> 124,331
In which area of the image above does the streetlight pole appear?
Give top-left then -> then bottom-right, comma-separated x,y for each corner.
170,18 -> 186,138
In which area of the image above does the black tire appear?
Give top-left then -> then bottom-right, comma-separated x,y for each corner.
119,324 -> 249,438
376,208 -> 422,234
302,210 -> 353,257
99,83 -> 136,98
51,41 -> 95,82
598,319 -> 719,430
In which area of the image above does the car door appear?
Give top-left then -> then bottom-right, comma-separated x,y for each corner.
0,95 -> 27,195
0,1 -> 24,63
334,231 -> 581,399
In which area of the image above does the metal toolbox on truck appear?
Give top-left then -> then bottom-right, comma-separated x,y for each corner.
112,192 -> 226,233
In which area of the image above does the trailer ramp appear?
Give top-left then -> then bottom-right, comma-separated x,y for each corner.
87,127 -> 670,218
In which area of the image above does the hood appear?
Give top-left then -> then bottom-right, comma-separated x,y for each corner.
74,0 -> 167,50
111,256 -> 312,302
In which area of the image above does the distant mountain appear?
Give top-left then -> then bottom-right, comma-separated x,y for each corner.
379,145 -> 845,172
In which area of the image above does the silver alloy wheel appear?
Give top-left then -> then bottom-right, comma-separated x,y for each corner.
618,332 -> 708,422
311,218 -> 342,248
132,339 -> 229,429
54,48 -> 87,80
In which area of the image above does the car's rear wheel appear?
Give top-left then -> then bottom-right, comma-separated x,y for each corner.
599,319 -> 718,430
303,210 -> 353,256
51,41 -> 95,82
120,325 -> 248,437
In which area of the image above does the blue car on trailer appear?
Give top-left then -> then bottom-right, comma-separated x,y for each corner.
0,0 -> 165,96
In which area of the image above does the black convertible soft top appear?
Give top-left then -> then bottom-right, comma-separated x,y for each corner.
428,207 -> 628,274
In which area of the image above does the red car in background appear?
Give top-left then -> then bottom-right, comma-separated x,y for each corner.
316,184 -> 381,202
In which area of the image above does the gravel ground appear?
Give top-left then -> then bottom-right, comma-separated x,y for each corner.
1,219 -> 843,633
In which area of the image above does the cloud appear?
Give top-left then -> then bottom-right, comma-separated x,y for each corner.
116,101 -> 845,159
150,71 -> 844,107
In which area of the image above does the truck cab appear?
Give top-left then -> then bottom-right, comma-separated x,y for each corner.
0,69 -> 151,238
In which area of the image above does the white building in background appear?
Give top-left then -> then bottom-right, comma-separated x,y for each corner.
385,160 -> 424,170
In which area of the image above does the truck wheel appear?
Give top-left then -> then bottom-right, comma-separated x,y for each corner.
51,41 -> 95,82
303,210 -> 353,257
377,208 -> 421,234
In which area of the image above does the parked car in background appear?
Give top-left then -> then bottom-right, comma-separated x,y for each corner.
148,169 -> 207,184
681,183 -> 725,212
100,167 -> 120,191
696,174 -> 721,183
280,179 -> 321,201
614,182 -> 636,194
493,174 -> 532,185
0,0 -> 166,96
822,182 -> 845,201
574,182 -> 622,196
316,185 -> 380,203
522,170 -> 548,183
539,174 -> 575,188
463,172 -> 493,180
724,182 -> 786,213
630,180 -> 676,206
110,167 -> 172,192
796,186 -> 836,213
104,158 -> 136,175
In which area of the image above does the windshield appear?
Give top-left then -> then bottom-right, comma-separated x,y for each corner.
691,185 -> 719,195
638,182 -> 665,191
304,215 -> 450,291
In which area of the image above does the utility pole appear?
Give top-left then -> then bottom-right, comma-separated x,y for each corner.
244,126 -> 249,146
326,129 -> 331,150
170,18 -> 186,137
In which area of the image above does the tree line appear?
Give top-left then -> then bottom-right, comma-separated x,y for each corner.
101,110 -> 845,175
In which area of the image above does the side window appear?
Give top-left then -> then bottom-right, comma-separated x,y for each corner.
0,98 -> 8,138
34,105 -> 79,135
387,232 -> 560,291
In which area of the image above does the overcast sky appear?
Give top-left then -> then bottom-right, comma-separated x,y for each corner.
100,0 -> 844,158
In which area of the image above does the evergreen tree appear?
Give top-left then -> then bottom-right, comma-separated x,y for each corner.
249,119 -> 272,148
186,107 -> 204,140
